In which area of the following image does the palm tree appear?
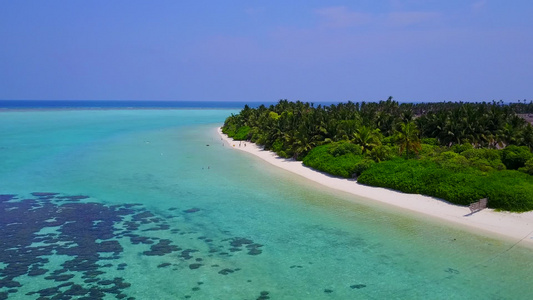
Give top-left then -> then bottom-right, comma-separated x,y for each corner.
396,121 -> 421,158
518,124 -> 533,151
352,126 -> 382,154
497,123 -> 520,147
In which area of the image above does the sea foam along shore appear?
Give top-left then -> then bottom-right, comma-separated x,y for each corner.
216,127 -> 533,248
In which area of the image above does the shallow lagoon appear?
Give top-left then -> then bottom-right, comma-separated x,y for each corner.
1,109 -> 532,299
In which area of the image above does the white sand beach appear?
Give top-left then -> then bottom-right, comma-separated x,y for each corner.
217,127 -> 533,248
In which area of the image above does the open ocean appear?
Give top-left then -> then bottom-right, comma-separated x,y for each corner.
1,101 -> 532,299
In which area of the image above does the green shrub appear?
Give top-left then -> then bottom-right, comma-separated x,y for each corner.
233,126 -> 251,140
501,145 -> 533,170
421,138 -> 438,145
272,139 -> 284,153
303,144 -> 364,178
419,143 -> 440,158
461,148 -> 506,171
452,143 -> 473,153
483,171 -> 533,211
519,158 -> 533,175
431,151 -> 471,171
277,151 -> 290,159
357,159 -> 533,211
461,148 -> 500,160
353,159 -> 375,177
369,145 -> 394,162
328,141 -> 362,157
468,158 -> 494,172
222,124 -> 236,137
431,172 -> 485,205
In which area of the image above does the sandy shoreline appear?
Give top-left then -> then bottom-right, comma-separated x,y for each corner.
216,127 -> 533,248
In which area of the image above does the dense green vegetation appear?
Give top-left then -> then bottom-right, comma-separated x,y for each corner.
302,142 -> 367,178
223,99 -> 533,212
358,159 -> 533,211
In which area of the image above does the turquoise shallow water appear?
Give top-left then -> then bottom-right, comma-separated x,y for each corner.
1,109 -> 532,300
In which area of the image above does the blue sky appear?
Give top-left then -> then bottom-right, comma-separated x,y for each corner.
1,0 -> 532,102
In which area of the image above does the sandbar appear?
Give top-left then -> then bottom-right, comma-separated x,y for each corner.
217,127 -> 533,248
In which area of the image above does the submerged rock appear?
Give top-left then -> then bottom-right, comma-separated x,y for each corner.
350,284 -> 366,289
218,268 -> 234,275
157,263 -> 172,268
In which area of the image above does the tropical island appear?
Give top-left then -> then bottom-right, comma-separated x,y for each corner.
222,99 -> 533,212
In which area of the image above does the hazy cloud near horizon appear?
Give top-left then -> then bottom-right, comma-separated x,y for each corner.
0,1 -> 531,102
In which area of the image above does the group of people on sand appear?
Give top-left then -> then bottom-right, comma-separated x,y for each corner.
219,137 -> 246,148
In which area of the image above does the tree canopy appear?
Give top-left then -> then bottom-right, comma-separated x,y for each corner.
222,99 -> 533,212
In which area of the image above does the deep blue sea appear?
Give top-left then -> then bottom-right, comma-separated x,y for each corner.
0,100 -> 345,110
0,100 -> 269,110
0,101 -> 532,299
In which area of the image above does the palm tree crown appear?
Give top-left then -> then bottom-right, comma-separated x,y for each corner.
396,121 -> 421,158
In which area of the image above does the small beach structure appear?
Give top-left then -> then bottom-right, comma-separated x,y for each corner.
469,198 -> 488,214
